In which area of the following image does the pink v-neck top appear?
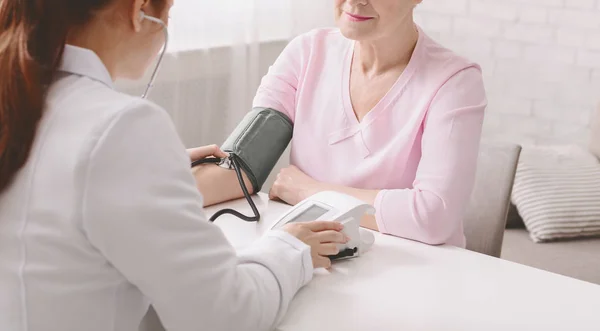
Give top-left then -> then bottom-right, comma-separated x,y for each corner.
253,26 -> 487,247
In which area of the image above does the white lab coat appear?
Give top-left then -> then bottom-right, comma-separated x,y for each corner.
0,45 -> 313,331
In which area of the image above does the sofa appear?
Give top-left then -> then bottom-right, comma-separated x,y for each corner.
500,108 -> 600,285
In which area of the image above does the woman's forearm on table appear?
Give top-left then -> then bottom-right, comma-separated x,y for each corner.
321,183 -> 379,205
318,183 -> 380,231
192,164 -> 253,207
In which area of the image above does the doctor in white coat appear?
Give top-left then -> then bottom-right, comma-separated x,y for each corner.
0,0 -> 348,330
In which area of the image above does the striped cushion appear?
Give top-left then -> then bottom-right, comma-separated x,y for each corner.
512,148 -> 600,243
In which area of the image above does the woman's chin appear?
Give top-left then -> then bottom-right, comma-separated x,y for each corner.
338,24 -> 377,42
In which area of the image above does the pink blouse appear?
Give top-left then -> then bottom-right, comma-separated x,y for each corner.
253,26 -> 487,247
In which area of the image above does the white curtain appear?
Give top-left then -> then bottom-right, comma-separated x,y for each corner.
116,0 -> 334,148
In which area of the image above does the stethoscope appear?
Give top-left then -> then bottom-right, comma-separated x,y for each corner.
191,156 -> 261,223
140,12 -> 260,223
139,11 -> 169,100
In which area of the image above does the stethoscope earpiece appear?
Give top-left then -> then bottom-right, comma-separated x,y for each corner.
137,11 -> 168,99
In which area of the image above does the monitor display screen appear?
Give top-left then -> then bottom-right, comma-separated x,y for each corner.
289,205 -> 329,223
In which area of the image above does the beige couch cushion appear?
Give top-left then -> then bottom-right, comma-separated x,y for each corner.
502,229 -> 600,285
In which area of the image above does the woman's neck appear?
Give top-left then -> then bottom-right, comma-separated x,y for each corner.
67,19 -> 127,81
355,20 -> 419,78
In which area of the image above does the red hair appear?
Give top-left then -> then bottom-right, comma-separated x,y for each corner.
0,0 -> 112,193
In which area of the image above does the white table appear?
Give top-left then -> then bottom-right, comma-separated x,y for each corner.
205,193 -> 600,331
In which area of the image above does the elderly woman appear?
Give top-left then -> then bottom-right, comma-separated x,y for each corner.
196,0 -> 487,248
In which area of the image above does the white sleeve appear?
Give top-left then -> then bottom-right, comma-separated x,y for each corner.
80,100 -> 313,331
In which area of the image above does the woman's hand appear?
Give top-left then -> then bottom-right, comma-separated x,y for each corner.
283,221 -> 349,269
269,165 -> 328,205
187,144 -> 228,163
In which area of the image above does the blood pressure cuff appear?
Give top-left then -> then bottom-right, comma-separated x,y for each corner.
221,107 -> 293,193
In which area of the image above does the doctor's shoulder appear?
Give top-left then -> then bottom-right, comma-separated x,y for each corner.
49,77 -> 171,134
72,87 -> 183,163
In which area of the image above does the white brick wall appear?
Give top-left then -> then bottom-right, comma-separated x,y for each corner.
415,0 -> 599,147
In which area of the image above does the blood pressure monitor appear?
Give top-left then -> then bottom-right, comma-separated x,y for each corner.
270,191 -> 376,260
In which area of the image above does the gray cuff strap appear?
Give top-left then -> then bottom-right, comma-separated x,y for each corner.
221,107 -> 293,193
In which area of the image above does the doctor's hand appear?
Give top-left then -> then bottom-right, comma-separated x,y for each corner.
187,144 -> 228,162
269,165 -> 328,205
283,221 -> 349,269
189,144 -> 254,207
